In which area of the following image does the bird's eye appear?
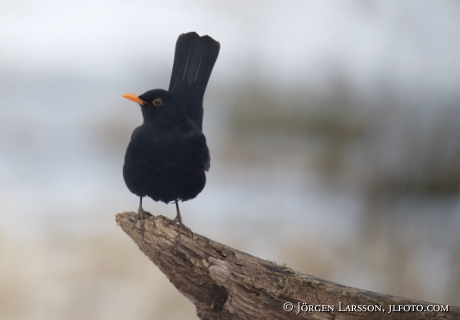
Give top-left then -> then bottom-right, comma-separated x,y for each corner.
153,98 -> 162,106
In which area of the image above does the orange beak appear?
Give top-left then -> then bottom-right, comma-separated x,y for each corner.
122,93 -> 145,105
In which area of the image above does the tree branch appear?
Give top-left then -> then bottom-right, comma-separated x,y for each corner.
116,212 -> 459,320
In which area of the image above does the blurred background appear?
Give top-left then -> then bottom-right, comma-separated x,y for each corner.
1,0 -> 460,319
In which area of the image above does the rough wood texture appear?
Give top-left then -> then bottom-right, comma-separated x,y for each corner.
116,212 -> 459,320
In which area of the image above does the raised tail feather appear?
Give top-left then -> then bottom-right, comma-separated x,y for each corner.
168,32 -> 220,129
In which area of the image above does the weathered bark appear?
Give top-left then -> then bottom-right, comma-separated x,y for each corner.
116,212 -> 459,320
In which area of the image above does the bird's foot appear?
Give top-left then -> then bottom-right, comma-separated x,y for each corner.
167,200 -> 193,246
132,207 -> 154,239
170,216 -> 193,246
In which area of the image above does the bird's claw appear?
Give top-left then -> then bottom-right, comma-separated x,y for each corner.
170,218 -> 193,246
132,207 -> 154,239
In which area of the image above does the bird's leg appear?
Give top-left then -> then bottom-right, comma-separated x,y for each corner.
173,200 -> 183,244
172,200 -> 193,245
138,197 -> 148,219
132,197 -> 154,238
173,199 -> 183,224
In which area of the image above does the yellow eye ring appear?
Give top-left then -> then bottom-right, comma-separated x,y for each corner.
153,98 -> 162,106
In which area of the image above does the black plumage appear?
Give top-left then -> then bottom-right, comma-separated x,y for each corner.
122,32 -> 220,226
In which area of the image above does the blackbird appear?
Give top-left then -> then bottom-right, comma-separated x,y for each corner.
122,32 -> 220,231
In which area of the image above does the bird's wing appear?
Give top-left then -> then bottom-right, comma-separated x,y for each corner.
168,32 -> 220,130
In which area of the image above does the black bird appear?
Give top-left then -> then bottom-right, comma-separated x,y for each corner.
122,32 -> 220,230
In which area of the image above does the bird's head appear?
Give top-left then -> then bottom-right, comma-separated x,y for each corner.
122,89 -> 187,125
